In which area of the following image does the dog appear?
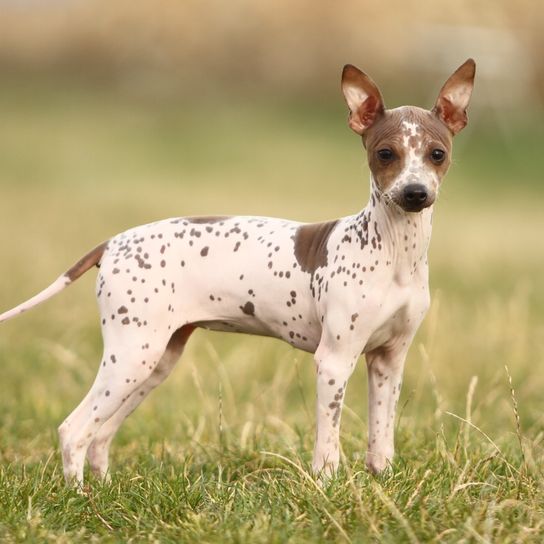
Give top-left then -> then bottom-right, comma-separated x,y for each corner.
0,59 -> 475,485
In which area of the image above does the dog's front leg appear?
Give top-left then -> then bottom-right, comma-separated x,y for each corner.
364,340 -> 412,474
312,341 -> 362,477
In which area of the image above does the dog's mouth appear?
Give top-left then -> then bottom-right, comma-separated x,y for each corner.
384,195 -> 435,213
396,199 -> 435,213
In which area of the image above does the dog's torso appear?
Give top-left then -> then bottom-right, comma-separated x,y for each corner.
97,200 -> 431,355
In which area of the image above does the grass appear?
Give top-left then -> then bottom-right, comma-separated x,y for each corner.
0,79 -> 544,542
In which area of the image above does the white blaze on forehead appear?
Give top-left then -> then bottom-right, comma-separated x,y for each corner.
401,121 -> 421,148
402,121 -> 419,135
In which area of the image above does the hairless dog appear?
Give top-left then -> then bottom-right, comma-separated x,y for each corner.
0,59 -> 475,485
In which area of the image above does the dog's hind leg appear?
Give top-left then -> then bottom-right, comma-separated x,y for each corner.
86,325 -> 195,480
58,327 -> 190,486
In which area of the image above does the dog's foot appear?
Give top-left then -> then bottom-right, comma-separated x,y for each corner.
311,457 -> 339,486
365,451 -> 393,475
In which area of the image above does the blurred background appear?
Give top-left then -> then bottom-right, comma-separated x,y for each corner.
0,0 -> 543,467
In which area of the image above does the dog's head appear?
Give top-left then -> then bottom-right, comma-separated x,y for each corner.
341,59 -> 475,213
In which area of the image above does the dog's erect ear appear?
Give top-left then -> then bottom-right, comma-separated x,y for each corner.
341,64 -> 385,135
433,58 -> 476,135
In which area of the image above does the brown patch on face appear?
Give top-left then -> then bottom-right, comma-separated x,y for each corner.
416,114 -> 453,184
363,107 -> 452,192
294,220 -> 338,273
367,148 -> 405,193
423,142 -> 451,179
364,109 -> 406,193
187,216 -> 230,224
65,241 -> 109,282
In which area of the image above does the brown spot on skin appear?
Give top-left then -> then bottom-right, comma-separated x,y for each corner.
329,401 -> 342,427
294,220 -> 338,273
64,241 -> 109,282
240,301 -> 255,316
200,246 -> 209,257
117,306 -> 128,314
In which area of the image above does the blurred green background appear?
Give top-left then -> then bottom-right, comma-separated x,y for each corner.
1,1 -> 544,540
0,0 -> 543,486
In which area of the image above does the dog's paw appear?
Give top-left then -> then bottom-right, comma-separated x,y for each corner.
365,451 -> 393,475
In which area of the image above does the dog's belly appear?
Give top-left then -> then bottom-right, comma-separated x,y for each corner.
194,317 -> 321,353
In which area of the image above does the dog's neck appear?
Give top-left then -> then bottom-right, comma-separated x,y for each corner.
351,177 -> 433,284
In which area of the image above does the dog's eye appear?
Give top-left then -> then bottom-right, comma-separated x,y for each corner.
430,149 -> 446,164
377,148 -> 394,162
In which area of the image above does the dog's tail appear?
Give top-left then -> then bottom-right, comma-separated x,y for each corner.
0,241 -> 108,324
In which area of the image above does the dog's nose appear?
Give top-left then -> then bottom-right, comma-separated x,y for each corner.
403,184 -> 428,209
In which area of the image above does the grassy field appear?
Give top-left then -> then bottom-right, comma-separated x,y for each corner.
0,81 -> 543,542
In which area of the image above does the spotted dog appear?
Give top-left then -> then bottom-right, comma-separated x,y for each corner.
0,59 -> 475,485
